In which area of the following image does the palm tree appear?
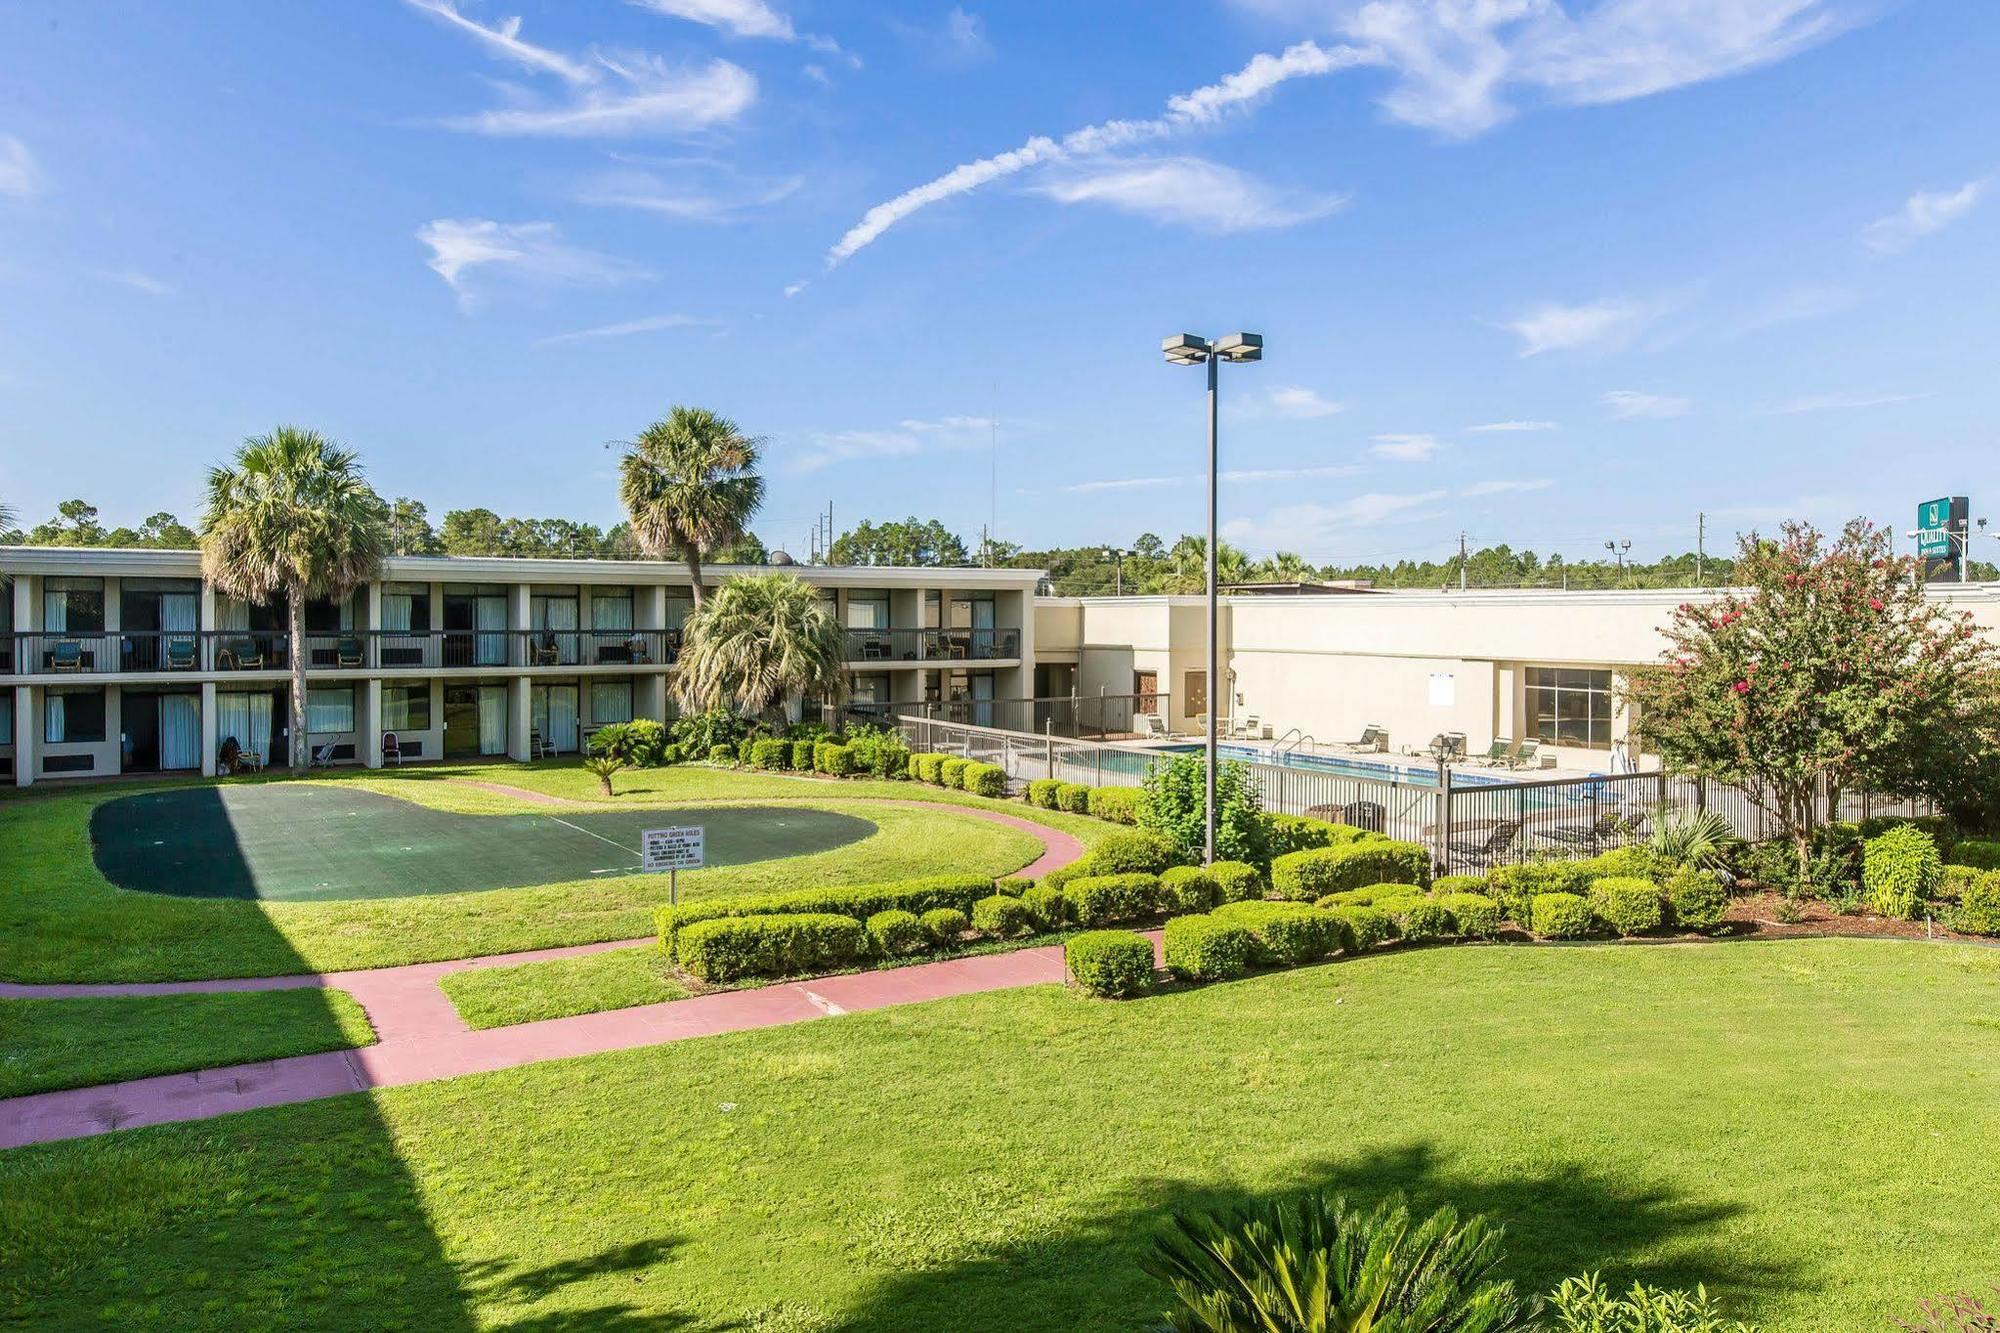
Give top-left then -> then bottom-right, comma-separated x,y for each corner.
675,572 -> 844,718
618,407 -> 764,610
200,427 -> 389,770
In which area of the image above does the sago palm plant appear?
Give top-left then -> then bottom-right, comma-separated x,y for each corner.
1648,806 -> 1739,874
674,572 -> 844,718
1142,1191 -> 1535,1333
200,427 -> 388,769
618,406 -> 764,609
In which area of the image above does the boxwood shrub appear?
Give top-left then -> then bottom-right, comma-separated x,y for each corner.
1210,861 -> 1265,903
1390,897 -> 1455,941
866,909 -> 928,957
790,739 -> 819,771
962,762 -> 1008,799
1531,891 -> 1596,939
1270,840 -> 1430,901
1588,876 -> 1664,935
1950,838 -> 2000,871
1026,778 -> 1063,809
1211,900 -> 1340,964
707,742 -> 737,765
1163,915 -> 1254,981
675,913 -> 867,982
1960,872 -> 2000,935
1939,864 -> 1981,902
1159,864 -> 1221,914
1328,904 -> 1395,953
1065,930 -> 1154,997
971,893 -> 1032,937
908,752 -> 941,783
1087,785 -> 1144,825
1056,782 -> 1092,814
1311,882 -> 1422,909
1432,874 -> 1487,896
1665,865 -> 1730,932
919,907 -> 969,945
1266,813 -> 1377,858
939,757 -> 971,790
1065,872 -> 1162,927
1021,884 -> 1070,931
1863,824 -> 1942,920
813,740 -> 856,777
747,737 -> 789,770
657,873 -> 995,948
1439,891 -> 1501,939
1080,828 -> 1183,878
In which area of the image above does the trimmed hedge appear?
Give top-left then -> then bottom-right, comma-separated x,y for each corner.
1312,882 -> 1424,909
1087,786 -> 1144,825
1863,824 -> 1942,920
1589,876 -> 1664,936
1026,778 -> 1063,809
1066,930 -> 1154,997
789,739 -> 818,771
1066,872 -> 1162,927
1941,864 -> 1981,902
939,757 -> 971,790
1951,838 -> 2000,871
1163,915 -> 1254,981
675,913 -> 867,982
1531,892 -> 1595,939
1056,782 -> 1092,815
971,893 -> 1032,937
1212,900 -> 1340,964
707,742 -> 737,764
1021,884 -> 1070,931
1329,905 -> 1395,952
1270,840 -> 1430,901
961,762 -> 1008,799
813,740 -> 856,777
1432,874 -> 1487,896
1046,828 -> 1186,892
746,738 -> 789,770
657,873 -> 995,948
1391,897 -> 1455,941
1210,861 -> 1265,903
1159,865 -> 1221,914
1960,872 -> 2000,935
920,907 -> 969,944
1439,892 -> 1501,939
909,753 -> 943,784
866,909 -> 928,957
1266,813 -> 1377,858
1665,866 -> 1729,932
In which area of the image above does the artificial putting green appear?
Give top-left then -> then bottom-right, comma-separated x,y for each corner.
88,785 -> 875,902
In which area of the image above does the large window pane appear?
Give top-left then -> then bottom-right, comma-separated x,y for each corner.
306,686 -> 356,734
45,687 -> 106,743
383,685 -> 431,731
1525,667 -> 1613,749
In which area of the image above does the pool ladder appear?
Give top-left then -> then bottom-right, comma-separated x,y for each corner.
1273,728 -> 1317,760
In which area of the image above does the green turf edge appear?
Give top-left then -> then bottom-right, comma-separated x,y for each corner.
440,948 -> 691,1029
0,989 -> 375,1098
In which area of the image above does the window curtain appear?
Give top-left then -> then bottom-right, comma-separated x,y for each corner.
540,597 -> 579,664
160,694 -> 200,770
0,692 -> 11,742
216,692 -> 274,762
306,688 -> 356,734
665,595 -> 693,631
383,594 -> 414,632
159,593 -> 198,633
971,673 -> 995,728
475,596 -> 507,666
43,693 -> 64,743
591,681 -> 633,726
216,597 -> 251,633
545,685 -> 579,751
477,685 -> 507,756
591,594 -> 633,632
42,591 -> 66,633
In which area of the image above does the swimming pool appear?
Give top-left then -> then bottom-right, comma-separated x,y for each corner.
1137,742 -> 1517,788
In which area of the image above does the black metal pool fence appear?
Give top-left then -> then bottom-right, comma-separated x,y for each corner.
896,714 -> 1932,876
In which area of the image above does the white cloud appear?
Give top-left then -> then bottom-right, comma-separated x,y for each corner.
891,7 -> 995,65
417,219 -> 652,308
1224,464 -> 1364,482
787,416 -> 993,472
826,39 -> 1370,265
1032,156 -> 1345,233
574,166 -> 802,221
1460,478 -> 1553,497
1466,419 -> 1558,432
405,0 -> 596,83
1260,385 -> 1346,419
1764,389 -> 1926,415
1059,463 -> 1362,492
0,135 -> 41,198
1602,388 -> 1690,419
1501,296 -> 1662,357
782,279 -> 808,297
1863,180 -> 1985,253
1224,489 -> 1450,552
1728,283 -> 1855,337
1062,475 -> 1185,494
534,313 -> 713,345
92,269 -> 175,296
1370,432 -> 1439,461
630,0 -> 794,39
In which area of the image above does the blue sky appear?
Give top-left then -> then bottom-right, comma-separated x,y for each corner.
1,0 -> 1995,566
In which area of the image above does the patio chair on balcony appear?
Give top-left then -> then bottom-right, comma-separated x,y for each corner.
165,638 -> 198,671
49,640 -> 85,673
220,638 -> 264,671
1448,819 -> 1521,868
335,634 -> 365,668
531,631 -> 562,666
625,634 -> 651,665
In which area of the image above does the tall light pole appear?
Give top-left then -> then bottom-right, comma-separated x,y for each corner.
1103,547 -> 1133,596
1163,331 -> 1263,865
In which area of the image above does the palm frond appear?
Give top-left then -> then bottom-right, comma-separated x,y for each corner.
674,572 -> 844,717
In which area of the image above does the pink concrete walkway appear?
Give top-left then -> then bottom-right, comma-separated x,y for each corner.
0,797 -> 1090,1150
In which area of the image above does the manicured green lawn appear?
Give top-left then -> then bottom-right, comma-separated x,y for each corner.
0,989 -> 374,1098
440,947 -> 688,1029
5,939 -> 1996,1330
0,763 -> 1097,983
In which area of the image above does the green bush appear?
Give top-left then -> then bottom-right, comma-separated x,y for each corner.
1589,876 -> 1665,936
1270,840 -> 1430,901
1547,1272 -> 1757,1333
971,893 -> 1032,937
1162,915 -> 1254,981
1531,892 -> 1596,939
670,708 -> 751,758
1958,871 -> 2000,935
919,907 -> 969,945
939,757 -> 971,790
589,718 -> 669,767
843,725 -> 910,779
657,742 -> 683,766
1431,873 -> 1487,896
1088,785 -> 1144,825
1211,900 -> 1339,964
1210,861 -> 1265,903
1665,865 -> 1730,932
1312,882 -> 1423,909
1056,782 -> 1091,814
705,742 -> 737,765
1026,778 -> 1063,809
1862,824 -> 1942,920
908,752 -> 942,784
746,737 -> 790,770
1141,754 -> 1270,867
1950,838 -> 2000,871
866,909 -> 928,957
1159,865 -> 1221,914
1065,930 -> 1154,997
1021,884 -> 1070,931
1390,897 -> 1455,941
1439,892 -> 1501,939
962,762 -> 1008,799
1065,872 -> 1162,927
657,873 -> 995,949
675,913 -> 867,983
812,740 -> 857,777
1328,905 -> 1395,952
1087,828 -> 1184,876
789,739 -> 818,771
1265,813 -> 1376,858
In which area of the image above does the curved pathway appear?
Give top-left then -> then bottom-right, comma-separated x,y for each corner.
0,797 -> 1088,1150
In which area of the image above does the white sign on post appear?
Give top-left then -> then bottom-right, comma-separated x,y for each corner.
642,826 -> 704,907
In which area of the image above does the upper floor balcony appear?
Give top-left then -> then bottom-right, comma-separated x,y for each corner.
1,628 -> 683,677
839,626 -> 1021,663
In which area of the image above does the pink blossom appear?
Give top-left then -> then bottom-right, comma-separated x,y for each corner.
1733,680 -> 1752,694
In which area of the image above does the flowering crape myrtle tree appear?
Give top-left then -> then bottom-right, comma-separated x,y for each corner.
1623,520 -> 2000,887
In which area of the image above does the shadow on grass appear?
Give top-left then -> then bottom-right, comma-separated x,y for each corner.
826,1141 -> 1787,1333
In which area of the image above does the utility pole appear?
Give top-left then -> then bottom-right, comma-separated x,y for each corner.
1696,512 -> 1706,587
1457,531 -> 1468,591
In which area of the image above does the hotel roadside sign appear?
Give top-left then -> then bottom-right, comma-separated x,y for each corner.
1916,496 -> 1967,579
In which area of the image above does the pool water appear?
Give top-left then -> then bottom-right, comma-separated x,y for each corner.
1144,742 -> 1515,788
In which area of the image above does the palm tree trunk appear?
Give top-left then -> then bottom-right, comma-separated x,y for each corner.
287,584 -> 309,772
684,554 -> 706,610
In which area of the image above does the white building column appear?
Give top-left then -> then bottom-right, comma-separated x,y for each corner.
199,681 -> 219,777
12,684 -> 33,788
507,675 -> 532,762
361,679 -> 384,768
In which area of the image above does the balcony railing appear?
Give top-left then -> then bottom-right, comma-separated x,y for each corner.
840,626 -> 1021,663
2,628 -> 681,675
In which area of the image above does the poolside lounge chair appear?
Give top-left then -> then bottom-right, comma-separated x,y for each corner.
1140,713 -> 1181,741
1448,819 -> 1521,868
1540,810 -> 1625,851
1229,713 -> 1266,740
336,634 -> 365,668
309,742 -> 337,770
49,640 -> 85,672
165,637 -> 198,671
1507,737 -> 1543,769
1336,724 -> 1387,754
1469,737 -> 1515,767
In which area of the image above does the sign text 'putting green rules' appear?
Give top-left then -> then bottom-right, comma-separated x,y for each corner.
642,826 -> 704,906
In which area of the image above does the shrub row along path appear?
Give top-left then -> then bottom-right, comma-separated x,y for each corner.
0,792 -> 1088,1150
